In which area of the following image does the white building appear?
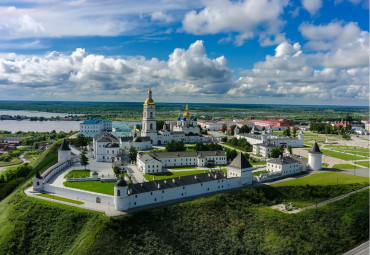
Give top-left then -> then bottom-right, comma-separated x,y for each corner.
136,151 -> 227,174
236,127 -> 304,151
266,156 -> 302,176
114,153 -> 252,211
92,132 -> 121,162
253,142 -> 277,157
308,141 -> 323,170
80,119 -> 112,137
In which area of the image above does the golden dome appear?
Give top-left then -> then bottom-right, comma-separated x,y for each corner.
144,88 -> 155,105
183,104 -> 191,118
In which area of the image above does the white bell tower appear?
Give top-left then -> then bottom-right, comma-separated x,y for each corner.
141,89 -> 158,144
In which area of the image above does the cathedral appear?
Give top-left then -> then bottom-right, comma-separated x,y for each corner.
140,89 -> 209,145
93,89 -> 209,161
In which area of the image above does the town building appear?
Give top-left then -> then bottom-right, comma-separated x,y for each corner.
136,150 -> 227,174
252,142 -> 277,157
235,127 -> 304,151
266,156 -> 302,176
80,119 -> 113,137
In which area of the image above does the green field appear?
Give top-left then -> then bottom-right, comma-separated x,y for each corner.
63,181 -> 115,195
37,193 -> 84,205
144,170 -> 214,181
325,146 -> 369,157
64,170 -> 91,178
0,158 -> 23,167
356,161 -> 370,167
272,172 -> 369,187
332,164 -> 358,169
167,166 -> 198,170
320,149 -> 366,160
253,170 -> 268,176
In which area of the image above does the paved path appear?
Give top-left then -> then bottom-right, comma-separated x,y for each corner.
125,164 -> 146,183
343,241 -> 369,255
24,187 -> 125,217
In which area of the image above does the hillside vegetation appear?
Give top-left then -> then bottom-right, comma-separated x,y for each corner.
0,144 -> 368,255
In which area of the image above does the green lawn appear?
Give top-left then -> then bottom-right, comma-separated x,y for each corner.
253,170 -> 268,176
0,158 -> 23,167
63,181 -> 115,195
36,193 -> 84,205
356,161 -> 370,167
324,146 -> 369,157
251,162 -> 266,166
272,172 -> 369,187
144,170 -> 214,181
64,170 -> 91,178
322,163 -> 329,167
320,149 -> 366,160
168,165 -> 198,170
332,164 -> 358,169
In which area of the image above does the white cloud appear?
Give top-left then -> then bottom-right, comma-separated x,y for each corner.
299,21 -> 369,68
0,41 -> 233,101
0,1 -> 198,40
301,0 -> 322,15
227,41 -> 369,104
182,0 -> 288,46
151,11 -> 174,23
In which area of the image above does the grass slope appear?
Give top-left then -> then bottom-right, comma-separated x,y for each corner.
36,194 -> 84,205
0,146 -> 368,255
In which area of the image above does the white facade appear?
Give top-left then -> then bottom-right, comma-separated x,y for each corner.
80,119 -> 112,137
136,151 -> 227,174
253,143 -> 277,157
266,156 -> 302,176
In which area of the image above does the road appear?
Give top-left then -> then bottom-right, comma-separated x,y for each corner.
343,241 -> 369,255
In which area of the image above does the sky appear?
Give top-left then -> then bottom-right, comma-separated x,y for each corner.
0,0 -> 368,106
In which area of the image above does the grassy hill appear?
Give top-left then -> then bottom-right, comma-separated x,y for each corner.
0,144 -> 368,255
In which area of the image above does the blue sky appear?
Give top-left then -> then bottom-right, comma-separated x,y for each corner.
0,0 -> 368,105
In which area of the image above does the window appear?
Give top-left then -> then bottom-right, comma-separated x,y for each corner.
183,186 -> 185,189
134,202 -> 137,205
135,195 -> 137,198
117,190 -> 121,196
162,190 -> 164,193
181,193 -> 184,196
154,198 -> 157,201
150,123 -> 153,129
37,182 -> 39,186
151,192 -> 153,195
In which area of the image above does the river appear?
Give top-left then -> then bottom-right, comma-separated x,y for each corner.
0,110 -> 80,118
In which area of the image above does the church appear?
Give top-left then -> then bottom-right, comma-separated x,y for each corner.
140,88 -> 209,145
92,89 -> 209,161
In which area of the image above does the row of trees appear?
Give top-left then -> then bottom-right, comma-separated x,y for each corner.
226,137 -> 252,152
165,140 -> 186,152
310,122 -> 352,134
194,142 -> 223,151
0,163 -> 33,184
269,145 -> 292,158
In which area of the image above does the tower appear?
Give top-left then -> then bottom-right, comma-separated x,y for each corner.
227,153 -> 253,185
141,89 -> 158,144
58,139 -> 71,163
114,178 -> 129,211
261,130 -> 268,143
308,141 -> 322,170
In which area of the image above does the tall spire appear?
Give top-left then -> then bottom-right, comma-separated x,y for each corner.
144,88 -> 155,105
183,104 -> 190,118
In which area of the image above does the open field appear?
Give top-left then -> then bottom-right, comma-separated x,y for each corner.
357,161 -> 370,167
63,181 -> 115,195
332,164 -> 358,169
320,149 -> 366,161
325,145 -> 369,157
0,158 -> 23,167
64,170 -> 91,178
272,172 -> 369,187
37,193 -> 84,205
